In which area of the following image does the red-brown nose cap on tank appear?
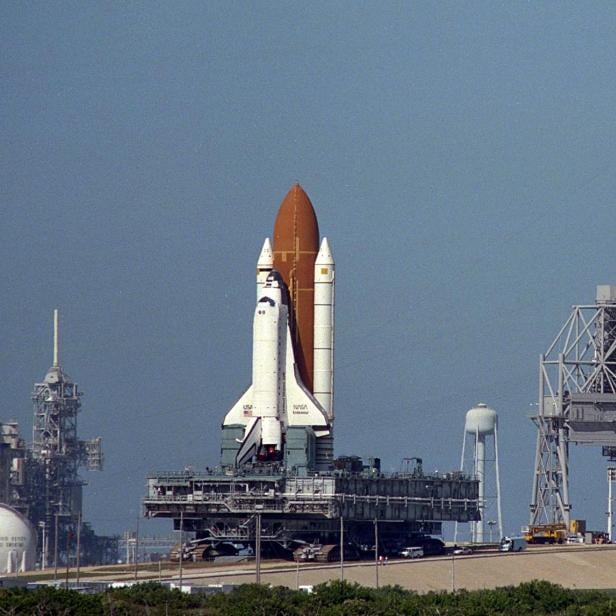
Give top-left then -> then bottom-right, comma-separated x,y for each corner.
272,183 -> 320,392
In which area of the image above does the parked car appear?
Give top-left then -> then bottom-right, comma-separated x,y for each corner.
452,546 -> 473,555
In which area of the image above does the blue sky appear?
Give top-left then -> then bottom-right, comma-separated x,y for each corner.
2,1 -> 616,537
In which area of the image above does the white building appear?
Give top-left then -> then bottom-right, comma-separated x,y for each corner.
0,504 -> 36,573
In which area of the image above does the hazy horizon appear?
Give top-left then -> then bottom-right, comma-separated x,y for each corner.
3,2 -> 616,539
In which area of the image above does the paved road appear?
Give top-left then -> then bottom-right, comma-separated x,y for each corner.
158,545 -> 616,592
21,544 -> 616,593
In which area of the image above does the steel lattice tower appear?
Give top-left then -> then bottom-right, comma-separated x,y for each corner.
530,286 -> 616,526
30,310 -> 103,565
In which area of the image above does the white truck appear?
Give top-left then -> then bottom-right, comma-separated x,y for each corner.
499,536 -> 527,552
400,546 -> 424,559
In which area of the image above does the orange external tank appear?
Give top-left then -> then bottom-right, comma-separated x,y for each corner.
272,183 -> 320,392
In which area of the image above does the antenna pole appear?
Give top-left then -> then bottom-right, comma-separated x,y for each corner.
53,309 -> 60,368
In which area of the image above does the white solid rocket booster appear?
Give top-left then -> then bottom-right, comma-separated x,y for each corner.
313,237 -> 335,420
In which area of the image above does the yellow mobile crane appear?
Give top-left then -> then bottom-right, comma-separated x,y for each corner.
522,524 -> 567,544
522,520 -> 586,544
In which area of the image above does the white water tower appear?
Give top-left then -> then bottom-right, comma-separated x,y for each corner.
458,403 -> 503,543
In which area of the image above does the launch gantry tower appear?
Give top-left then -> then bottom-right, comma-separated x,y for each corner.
30,309 -> 103,563
530,285 -> 616,526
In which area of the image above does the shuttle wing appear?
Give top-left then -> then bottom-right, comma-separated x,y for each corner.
223,385 -> 254,426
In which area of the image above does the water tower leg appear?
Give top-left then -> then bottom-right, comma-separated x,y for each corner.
494,423 -> 503,541
476,434 -> 485,543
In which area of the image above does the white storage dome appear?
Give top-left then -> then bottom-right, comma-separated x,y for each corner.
0,504 -> 36,573
464,403 -> 497,435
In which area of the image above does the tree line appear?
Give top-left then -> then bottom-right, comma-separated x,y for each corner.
1,579 -> 615,615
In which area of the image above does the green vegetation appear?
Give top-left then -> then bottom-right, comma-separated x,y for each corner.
1,580 -> 616,615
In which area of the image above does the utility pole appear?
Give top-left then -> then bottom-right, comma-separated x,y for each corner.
339,514 -> 344,582
255,509 -> 262,584
54,513 -> 59,584
134,509 -> 140,581
65,523 -> 70,588
76,513 -> 81,585
608,468 -> 616,541
179,510 -> 184,588
487,520 -> 496,544
374,517 -> 379,589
